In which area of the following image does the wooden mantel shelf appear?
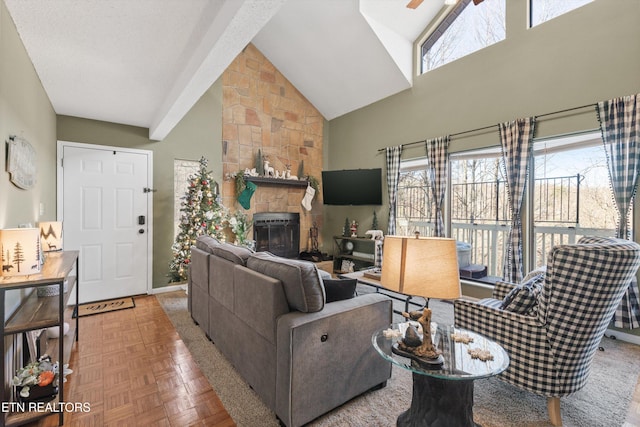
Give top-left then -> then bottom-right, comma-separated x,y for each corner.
245,176 -> 309,188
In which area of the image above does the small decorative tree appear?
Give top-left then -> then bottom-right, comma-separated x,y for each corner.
168,157 -> 229,283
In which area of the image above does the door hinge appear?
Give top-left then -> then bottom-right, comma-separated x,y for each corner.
143,187 -> 157,193
60,158 -> 63,167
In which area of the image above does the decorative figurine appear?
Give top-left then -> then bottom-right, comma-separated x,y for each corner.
393,308 -> 444,367
350,220 -> 358,238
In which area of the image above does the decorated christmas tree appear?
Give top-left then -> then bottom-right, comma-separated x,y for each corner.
168,157 -> 229,282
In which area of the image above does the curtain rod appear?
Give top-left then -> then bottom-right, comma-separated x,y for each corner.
377,102 -> 597,153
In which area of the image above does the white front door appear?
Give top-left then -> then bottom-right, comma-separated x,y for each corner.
59,143 -> 152,303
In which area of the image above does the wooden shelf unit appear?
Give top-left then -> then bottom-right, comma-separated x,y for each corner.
332,236 -> 376,273
0,251 -> 80,427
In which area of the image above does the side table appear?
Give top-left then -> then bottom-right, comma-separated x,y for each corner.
372,323 -> 509,427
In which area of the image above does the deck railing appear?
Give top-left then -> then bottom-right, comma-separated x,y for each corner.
398,220 -> 614,278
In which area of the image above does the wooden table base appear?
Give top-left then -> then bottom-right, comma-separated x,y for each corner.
397,372 -> 479,427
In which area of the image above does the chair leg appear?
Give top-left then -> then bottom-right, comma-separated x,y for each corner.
547,397 -> 562,426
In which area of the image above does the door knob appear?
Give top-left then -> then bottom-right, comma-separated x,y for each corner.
139,229 -> 145,234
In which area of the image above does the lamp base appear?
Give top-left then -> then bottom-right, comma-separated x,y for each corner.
392,343 -> 444,369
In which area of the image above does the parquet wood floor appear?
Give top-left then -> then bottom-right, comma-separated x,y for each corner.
25,294 -> 235,427
22,293 -> 640,427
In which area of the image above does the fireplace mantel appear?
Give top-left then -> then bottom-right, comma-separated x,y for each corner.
245,176 -> 308,188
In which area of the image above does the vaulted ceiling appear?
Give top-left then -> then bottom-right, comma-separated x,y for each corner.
4,0 -> 447,140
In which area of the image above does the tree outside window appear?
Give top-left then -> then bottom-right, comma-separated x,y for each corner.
421,0 -> 506,73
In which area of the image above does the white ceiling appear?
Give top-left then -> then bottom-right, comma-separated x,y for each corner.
4,0 -> 446,140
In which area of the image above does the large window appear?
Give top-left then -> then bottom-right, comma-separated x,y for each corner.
531,132 -> 620,267
529,0 -> 593,27
420,0 -> 506,74
450,150 -> 509,277
396,130 -> 625,280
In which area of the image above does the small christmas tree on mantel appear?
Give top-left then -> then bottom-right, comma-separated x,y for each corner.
168,157 -> 229,283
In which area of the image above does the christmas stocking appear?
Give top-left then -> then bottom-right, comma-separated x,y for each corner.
301,185 -> 315,211
238,181 -> 257,210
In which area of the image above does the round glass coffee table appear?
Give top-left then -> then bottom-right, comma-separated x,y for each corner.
372,322 -> 509,427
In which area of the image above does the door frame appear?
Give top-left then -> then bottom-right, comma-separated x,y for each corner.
56,140 -> 154,297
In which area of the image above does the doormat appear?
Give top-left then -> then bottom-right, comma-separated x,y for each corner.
72,297 -> 135,318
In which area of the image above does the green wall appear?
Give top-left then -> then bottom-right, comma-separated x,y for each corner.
325,0 -> 640,242
0,1 -> 58,317
325,0 -> 640,335
57,82 -> 224,289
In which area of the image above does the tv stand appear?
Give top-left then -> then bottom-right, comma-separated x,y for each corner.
332,236 -> 375,273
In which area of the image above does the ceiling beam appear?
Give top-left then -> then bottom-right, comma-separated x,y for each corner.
148,0 -> 287,141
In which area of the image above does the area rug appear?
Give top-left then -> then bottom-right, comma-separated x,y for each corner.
73,297 -> 135,318
156,290 -> 640,427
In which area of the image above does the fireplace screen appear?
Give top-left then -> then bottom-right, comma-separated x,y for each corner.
253,212 -> 300,259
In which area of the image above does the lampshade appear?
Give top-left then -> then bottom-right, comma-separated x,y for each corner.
380,235 -> 461,299
0,228 -> 42,276
39,221 -> 63,252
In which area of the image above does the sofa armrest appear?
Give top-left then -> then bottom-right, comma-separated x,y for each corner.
275,293 -> 392,427
492,280 -> 518,301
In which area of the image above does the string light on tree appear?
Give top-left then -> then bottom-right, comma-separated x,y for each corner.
168,157 -> 229,282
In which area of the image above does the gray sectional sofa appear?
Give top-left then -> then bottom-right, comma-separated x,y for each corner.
187,235 -> 392,427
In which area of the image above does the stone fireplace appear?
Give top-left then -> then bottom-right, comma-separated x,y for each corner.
253,212 -> 300,259
220,43 -> 324,254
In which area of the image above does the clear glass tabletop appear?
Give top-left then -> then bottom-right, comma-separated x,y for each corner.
372,322 -> 509,381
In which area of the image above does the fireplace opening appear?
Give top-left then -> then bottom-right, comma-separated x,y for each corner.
253,212 -> 300,259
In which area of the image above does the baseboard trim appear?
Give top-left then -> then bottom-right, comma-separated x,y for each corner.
150,283 -> 187,295
605,329 -> 640,346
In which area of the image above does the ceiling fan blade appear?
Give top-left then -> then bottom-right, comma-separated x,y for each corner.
473,0 -> 485,4
406,0 -> 424,9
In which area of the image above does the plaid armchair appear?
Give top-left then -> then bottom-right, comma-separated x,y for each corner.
454,236 -> 640,426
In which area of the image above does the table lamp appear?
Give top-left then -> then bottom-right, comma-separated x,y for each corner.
39,221 -> 63,252
381,233 -> 461,366
0,228 -> 42,276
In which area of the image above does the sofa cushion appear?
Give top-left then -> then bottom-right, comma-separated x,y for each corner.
212,242 -> 253,266
195,235 -> 221,253
500,274 -> 545,314
247,252 -> 325,313
322,278 -> 357,303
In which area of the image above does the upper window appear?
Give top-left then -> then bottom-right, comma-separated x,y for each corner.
529,0 -> 593,27
420,0 -> 506,74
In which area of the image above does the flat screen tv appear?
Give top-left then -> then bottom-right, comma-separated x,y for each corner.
321,168 -> 382,205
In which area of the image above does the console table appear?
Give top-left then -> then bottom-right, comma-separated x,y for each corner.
0,251 -> 80,427
372,323 -> 509,426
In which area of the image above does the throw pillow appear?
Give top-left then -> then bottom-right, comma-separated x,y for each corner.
521,265 -> 546,283
323,278 -> 357,303
500,274 -> 545,314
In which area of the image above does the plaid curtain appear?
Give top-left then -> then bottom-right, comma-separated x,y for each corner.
597,93 -> 640,329
385,146 -> 403,235
499,117 -> 535,283
425,136 -> 450,237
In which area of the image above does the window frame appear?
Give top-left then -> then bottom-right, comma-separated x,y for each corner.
528,0 -> 595,28
418,0 -> 506,75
